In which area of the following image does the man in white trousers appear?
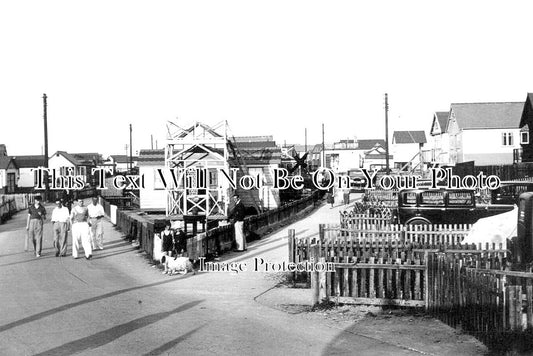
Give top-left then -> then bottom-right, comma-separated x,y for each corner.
88,196 -> 105,250
51,199 -> 70,257
70,199 -> 92,260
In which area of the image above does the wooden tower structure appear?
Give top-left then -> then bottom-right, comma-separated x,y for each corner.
164,120 -> 232,219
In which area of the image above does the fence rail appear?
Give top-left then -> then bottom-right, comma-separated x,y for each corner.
309,243 -> 426,307
186,190 -> 323,261
0,193 -> 36,223
292,223 -> 478,263
426,253 -> 533,350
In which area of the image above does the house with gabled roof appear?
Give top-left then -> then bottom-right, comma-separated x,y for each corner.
447,102 -> 523,165
392,131 -> 427,170
0,156 -> 17,193
517,93 -> 533,163
11,155 -> 45,190
107,154 -> 138,174
322,139 -> 387,173
48,151 -> 103,185
362,143 -> 393,171
427,112 -> 451,165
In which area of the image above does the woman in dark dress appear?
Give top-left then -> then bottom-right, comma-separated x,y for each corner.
161,221 -> 175,274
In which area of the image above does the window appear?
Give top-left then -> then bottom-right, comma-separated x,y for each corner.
403,192 -> 417,205
447,192 -> 473,206
521,132 -> 529,145
420,191 -> 444,205
502,132 -> 514,146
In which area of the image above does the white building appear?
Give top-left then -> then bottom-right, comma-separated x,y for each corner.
392,131 -> 427,170
12,155 -> 45,190
107,154 -> 138,173
427,112 -> 451,165
325,139 -> 386,173
48,151 -> 103,185
447,102 -> 523,165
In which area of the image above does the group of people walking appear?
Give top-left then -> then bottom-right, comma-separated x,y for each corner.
26,196 -> 105,260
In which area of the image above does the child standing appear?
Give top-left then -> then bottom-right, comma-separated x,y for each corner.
161,221 -> 175,274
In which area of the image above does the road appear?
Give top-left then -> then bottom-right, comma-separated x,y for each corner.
0,198 -> 486,356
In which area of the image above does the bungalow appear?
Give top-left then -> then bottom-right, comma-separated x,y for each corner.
107,154 -> 138,174
324,139 -> 386,173
392,131 -> 427,171
0,156 -> 17,193
362,143 -> 393,171
12,155 -> 45,190
447,102 -> 523,165
48,151 -> 103,186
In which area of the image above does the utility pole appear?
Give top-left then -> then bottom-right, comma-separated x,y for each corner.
322,123 -> 325,168
151,134 -> 154,149
305,128 -> 307,152
129,124 -> 133,173
43,94 -> 49,201
384,93 -> 390,175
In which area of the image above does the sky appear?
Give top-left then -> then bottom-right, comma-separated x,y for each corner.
1,0 -> 533,157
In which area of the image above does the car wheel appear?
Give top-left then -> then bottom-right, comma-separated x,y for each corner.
406,217 -> 431,226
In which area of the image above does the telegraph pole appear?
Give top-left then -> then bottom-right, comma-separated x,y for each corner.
384,93 -> 390,175
43,94 -> 49,201
151,134 -> 154,149
322,123 -> 325,167
129,124 -> 133,173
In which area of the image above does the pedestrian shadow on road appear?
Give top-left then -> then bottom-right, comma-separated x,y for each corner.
142,324 -> 205,356
34,300 -> 204,356
91,248 -> 135,260
0,273 -> 199,334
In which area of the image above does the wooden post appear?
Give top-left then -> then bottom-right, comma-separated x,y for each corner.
319,256 -> 329,302
425,251 -> 430,311
288,229 -> 295,283
311,245 -> 320,306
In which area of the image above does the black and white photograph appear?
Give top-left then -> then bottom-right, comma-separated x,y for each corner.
2,1 -> 533,355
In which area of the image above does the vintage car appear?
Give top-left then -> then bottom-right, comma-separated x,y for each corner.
396,188 -> 515,225
490,181 -> 533,205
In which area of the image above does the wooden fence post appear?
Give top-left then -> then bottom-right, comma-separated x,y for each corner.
288,229 -> 295,283
311,245 -> 320,306
318,256 -> 329,303
425,251 -> 431,311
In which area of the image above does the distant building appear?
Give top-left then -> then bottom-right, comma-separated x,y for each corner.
107,154 -> 138,174
48,151 -> 103,185
324,139 -> 386,173
362,143 -> 393,171
0,156 -> 17,193
12,155 -> 45,190
392,131 -> 427,171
